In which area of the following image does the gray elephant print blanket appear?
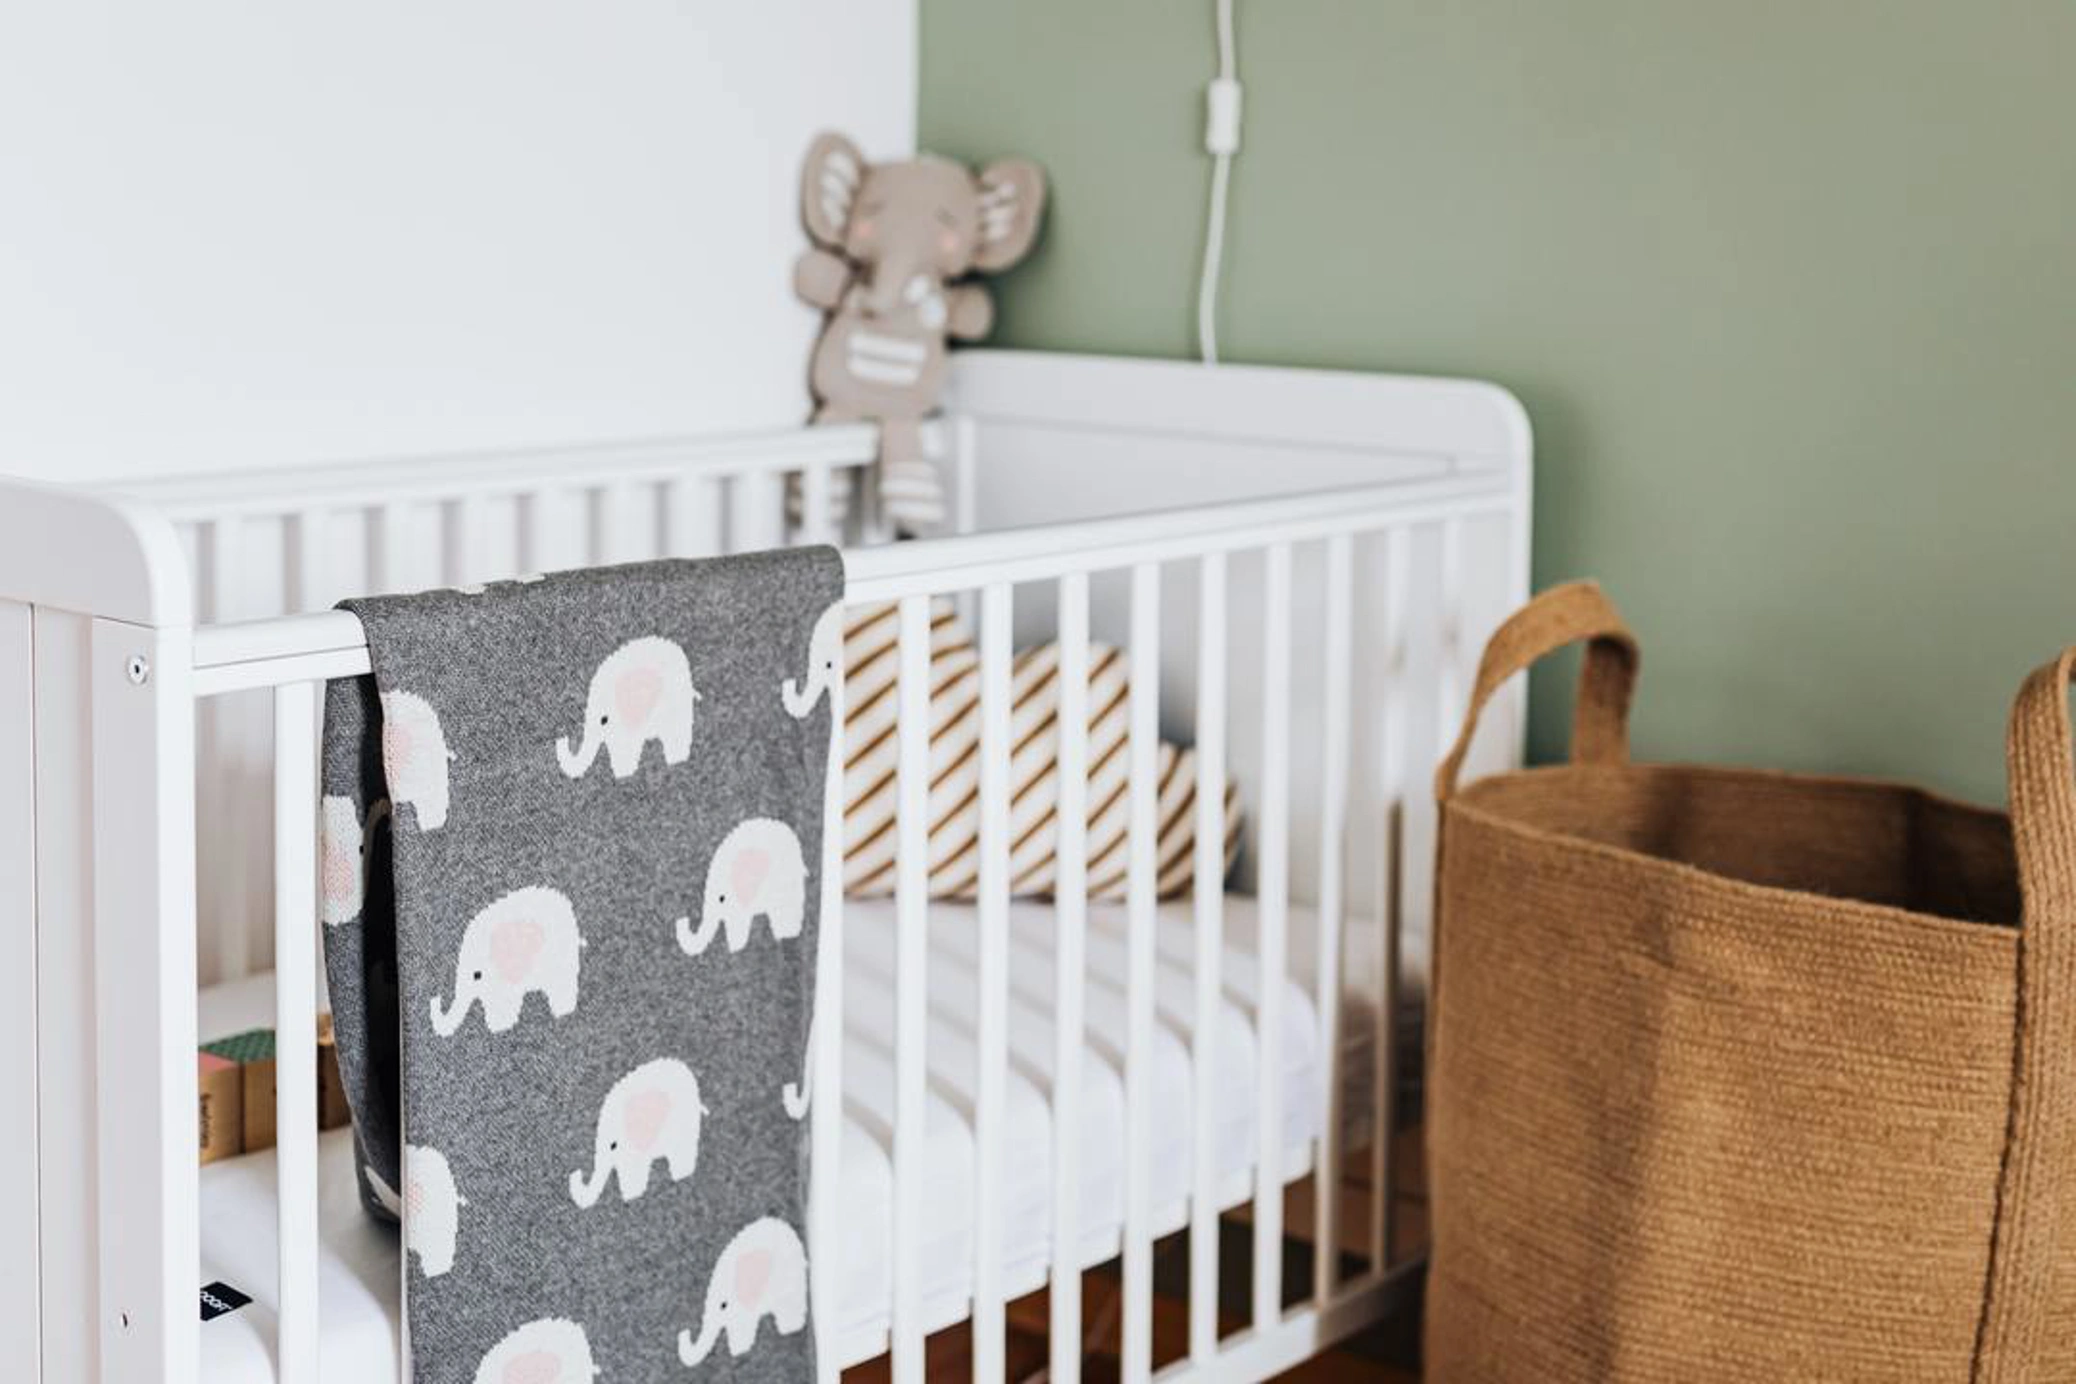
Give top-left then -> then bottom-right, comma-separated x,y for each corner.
319,548 -> 842,1381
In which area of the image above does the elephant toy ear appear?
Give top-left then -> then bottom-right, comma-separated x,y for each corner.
801,131 -> 868,250
972,157 -> 1047,272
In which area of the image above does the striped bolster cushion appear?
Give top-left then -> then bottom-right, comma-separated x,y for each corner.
842,599 -> 1243,900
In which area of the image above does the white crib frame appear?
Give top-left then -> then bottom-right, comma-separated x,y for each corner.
0,353 -> 1532,1383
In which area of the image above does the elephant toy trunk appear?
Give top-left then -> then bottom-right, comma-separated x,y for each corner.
678,1317 -> 722,1368
568,1164 -> 610,1210
555,731 -> 600,778
675,910 -> 721,957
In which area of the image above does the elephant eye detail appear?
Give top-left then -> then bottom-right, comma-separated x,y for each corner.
472,970 -> 483,982
608,1141 -> 617,1152
599,714 -> 609,726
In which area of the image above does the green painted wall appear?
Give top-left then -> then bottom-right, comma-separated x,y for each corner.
921,2 -> 2076,806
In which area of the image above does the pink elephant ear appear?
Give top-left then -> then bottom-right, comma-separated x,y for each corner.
614,666 -> 664,727
625,1088 -> 671,1154
735,1247 -> 775,1307
729,847 -> 772,902
491,916 -> 547,984
322,843 -> 356,904
405,1177 -> 425,1220
382,722 -> 414,774
502,1351 -> 562,1384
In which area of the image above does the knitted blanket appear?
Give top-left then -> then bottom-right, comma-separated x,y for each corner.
319,549 -> 841,1381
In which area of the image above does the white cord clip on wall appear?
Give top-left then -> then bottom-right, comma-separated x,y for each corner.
1196,0 -> 1241,365
1205,77 -> 1243,157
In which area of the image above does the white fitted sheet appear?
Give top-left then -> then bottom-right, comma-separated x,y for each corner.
197,893 -> 1386,1380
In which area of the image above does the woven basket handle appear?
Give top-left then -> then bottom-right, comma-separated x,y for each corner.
1975,649 -> 2076,1378
1435,580 -> 1640,801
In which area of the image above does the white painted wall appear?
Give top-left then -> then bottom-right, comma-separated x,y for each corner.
0,1 -> 916,485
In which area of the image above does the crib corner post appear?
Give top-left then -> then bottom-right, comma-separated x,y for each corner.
1,479 -> 201,1384
87,619 -> 201,1384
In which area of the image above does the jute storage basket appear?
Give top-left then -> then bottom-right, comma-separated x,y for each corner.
1426,581 -> 2076,1382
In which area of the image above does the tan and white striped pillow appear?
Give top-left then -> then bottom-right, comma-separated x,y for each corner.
841,600 -> 1242,900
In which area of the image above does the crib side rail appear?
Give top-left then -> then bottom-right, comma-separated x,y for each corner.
183,464 -> 1528,1382
153,425 -> 895,993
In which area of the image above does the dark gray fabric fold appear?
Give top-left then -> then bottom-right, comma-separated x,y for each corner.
319,549 -> 841,1381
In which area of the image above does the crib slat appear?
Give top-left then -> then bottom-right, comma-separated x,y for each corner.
524,486 -> 565,575
597,482 -> 642,565
1122,562 -> 1160,1382
1312,535 -> 1354,1301
810,608 -> 847,1384
203,517 -> 253,984
272,682 -> 321,1383
891,595 -> 933,1384
290,509 -> 328,614
664,476 -> 725,559
1189,551 -> 1228,1362
1371,527 -> 1412,1271
798,465 -> 836,548
951,417 -> 979,538
1050,572 -> 1091,1384
1436,516 -> 1466,761
372,502 -> 408,595
732,471 -> 786,553
972,581 -> 1013,1382
446,493 -> 487,588
1252,542 -> 1293,1330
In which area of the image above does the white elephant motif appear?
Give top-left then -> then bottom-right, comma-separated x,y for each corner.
676,1217 -> 810,1367
675,817 -> 808,957
568,1057 -> 709,1209
380,690 -> 455,831
457,571 -> 547,596
398,1145 -> 466,1277
473,1318 -> 600,1384
556,636 -> 698,780
360,1150 -> 465,1277
320,795 -> 389,927
782,1020 -> 814,1121
431,886 -> 584,1037
781,602 -> 844,719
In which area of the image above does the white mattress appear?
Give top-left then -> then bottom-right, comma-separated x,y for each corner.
197,894 -> 1396,1380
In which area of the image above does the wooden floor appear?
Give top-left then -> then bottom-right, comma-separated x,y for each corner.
843,1131 -> 1427,1382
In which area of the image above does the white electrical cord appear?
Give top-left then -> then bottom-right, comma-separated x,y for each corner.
1196,0 -> 1240,365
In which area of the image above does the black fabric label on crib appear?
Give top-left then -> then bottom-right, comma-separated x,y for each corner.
199,1281 -> 252,1322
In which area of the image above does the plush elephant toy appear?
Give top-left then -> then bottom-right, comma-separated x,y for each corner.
795,131 -> 1047,536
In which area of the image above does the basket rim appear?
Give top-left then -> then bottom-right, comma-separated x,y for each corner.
1446,759 -> 2021,949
